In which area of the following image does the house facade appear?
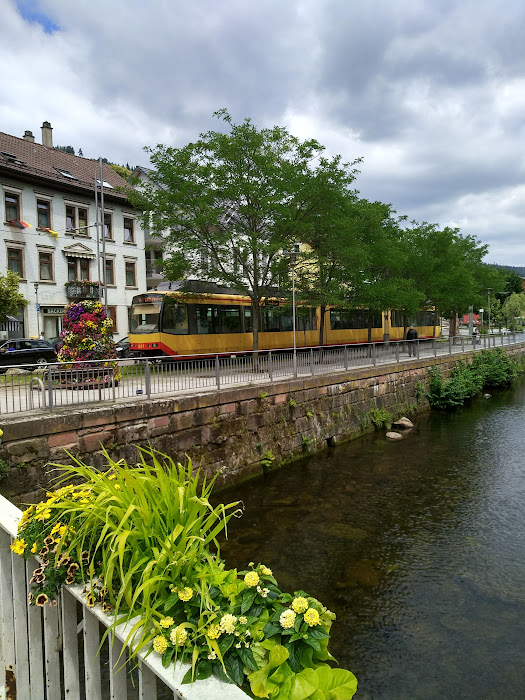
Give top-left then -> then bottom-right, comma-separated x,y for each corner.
0,122 -> 146,340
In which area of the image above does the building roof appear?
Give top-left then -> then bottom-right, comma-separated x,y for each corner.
0,131 -> 132,204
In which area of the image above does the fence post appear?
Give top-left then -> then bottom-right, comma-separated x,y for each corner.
448,336 -> 452,355
344,345 -> 348,370
47,367 -> 54,411
268,351 -> 273,382
145,359 -> 151,399
395,341 -> 399,363
372,343 -> 377,366
215,355 -> 220,390
433,339 -> 437,357
310,348 -> 314,375
461,336 -> 464,353
416,339 -> 420,359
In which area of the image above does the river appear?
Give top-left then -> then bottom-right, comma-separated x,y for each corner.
217,380 -> 525,699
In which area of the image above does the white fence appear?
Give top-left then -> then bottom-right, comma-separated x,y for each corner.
0,494 -> 247,700
1,333 -> 523,417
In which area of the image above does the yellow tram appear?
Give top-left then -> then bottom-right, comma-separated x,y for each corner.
129,289 -> 439,359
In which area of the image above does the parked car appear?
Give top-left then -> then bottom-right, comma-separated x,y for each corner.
0,338 -> 57,370
115,336 -> 130,358
48,336 -> 63,351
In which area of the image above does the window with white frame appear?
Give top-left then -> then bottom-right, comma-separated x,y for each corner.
125,260 -> 137,287
4,192 -> 20,222
123,216 -> 134,243
104,212 -> 113,240
37,199 -> 51,229
67,257 -> 90,281
66,204 -> 88,235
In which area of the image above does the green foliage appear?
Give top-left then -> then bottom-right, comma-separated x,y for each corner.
289,398 -> 297,408
0,270 -> 28,324
109,163 -> 132,179
414,380 -> 426,405
306,408 -> 314,419
12,449 -> 357,698
368,407 -> 392,430
427,349 -> 522,409
0,458 -> 9,482
261,450 -> 275,468
301,435 -> 314,451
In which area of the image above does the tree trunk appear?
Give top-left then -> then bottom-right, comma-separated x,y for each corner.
432,310 -> 438,338
252,300 -> 260,352
449,313 -> 459,341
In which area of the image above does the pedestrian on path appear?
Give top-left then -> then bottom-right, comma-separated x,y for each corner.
406,326 -> 418,356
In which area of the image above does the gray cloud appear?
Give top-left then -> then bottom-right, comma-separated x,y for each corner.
1,0 -> 525,264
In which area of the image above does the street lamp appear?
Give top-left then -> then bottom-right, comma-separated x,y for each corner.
479,308 -> 484,331
487,288 -> 492,336
284,247 -> 301,378
33,282 -> 40,337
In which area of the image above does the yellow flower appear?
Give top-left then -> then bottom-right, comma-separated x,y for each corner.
10,538 -> 27,555
170,626 -> 187,646
219,614 -> 237,634
280,609 -> 296,629
0,428 -> 3,437
159,617 -> 174,628
31,543 -> 38,554
178,587 -> 194,601
36,509 -> 52,522
292,597 -> 309,614
244,571 -> 259,588
207,624 -> 222,639
153,635 -> 168,654
239,616 -> 248,625
260,565 -> 272,576
304,608 -> 320,627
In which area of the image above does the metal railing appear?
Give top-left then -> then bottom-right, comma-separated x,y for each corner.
0,333 -> 523,416
0,493 -> 247,700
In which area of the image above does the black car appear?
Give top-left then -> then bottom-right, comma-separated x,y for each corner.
0,338 -> 57,370
115,336 -> 130,358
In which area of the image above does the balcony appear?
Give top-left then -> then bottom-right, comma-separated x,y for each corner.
65,281 -> 101,300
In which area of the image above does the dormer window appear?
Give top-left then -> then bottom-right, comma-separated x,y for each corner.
0,151 -> 25,166
96,179 -> 113,189
55,167 -> 77,180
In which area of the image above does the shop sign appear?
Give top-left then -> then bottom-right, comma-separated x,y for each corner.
42,307 -> 64,315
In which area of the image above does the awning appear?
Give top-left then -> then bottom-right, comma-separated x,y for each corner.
64,250 -> 96,259
6,315 -> 19,323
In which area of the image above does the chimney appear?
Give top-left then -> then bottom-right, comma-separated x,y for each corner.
23,130 -> 35,142
41,121 -> 53,148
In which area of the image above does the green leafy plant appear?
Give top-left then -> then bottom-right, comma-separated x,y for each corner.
11,448 -> 358,698
305,409 -> 314,419
426,349 -> 522,410
288,398 -> 297,408
368,407 -> 392,430
414,380 -> 426,405
258,391 -> 268,400
301,435 -> 314,451
261,450 -> 275,469
0,457 -> 9,482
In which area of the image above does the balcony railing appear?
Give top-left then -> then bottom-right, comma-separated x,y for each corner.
65,282 -> 101,300
0,492 -> 247,699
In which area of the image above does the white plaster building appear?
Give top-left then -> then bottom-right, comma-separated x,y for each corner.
0,123 -> 146,339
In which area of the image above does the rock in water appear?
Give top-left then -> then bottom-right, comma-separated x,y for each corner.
386,431 -> 403,440
392,417 -> 414,429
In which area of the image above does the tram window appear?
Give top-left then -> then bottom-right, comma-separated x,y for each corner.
331,309 -> 381,330
220,306 -> 242,333
162,298 -> 189,335
280,313 -> 293,332
262,309 -> 281,332
197,305 -> 220,334
244,307 -> 252,333
130,302 -> 161,333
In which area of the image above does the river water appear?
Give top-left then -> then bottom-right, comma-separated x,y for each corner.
217,380 -> 525,699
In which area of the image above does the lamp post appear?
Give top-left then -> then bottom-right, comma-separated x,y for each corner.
284,248 -> 300,378
33,282 -> 40,337
487,288 -> 492,336
479,308 -> 484,331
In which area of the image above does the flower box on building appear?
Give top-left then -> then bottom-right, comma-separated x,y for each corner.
65,281 -> 102,300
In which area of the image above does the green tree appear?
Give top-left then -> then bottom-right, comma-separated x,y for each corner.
109,163 -> 132,179
55,145 -> 75,154
0,271 -> 28,324
127,110 -> 359,350
402,223 -> 501,337
502,292 -> 525,331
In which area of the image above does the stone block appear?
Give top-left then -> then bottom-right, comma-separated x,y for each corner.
82,410 -> 116,429
274,393 -> 288,405
78,431 -> 114,453
49,431 -> 78,448
117,423 -> 148,444
6,438 -> 49,465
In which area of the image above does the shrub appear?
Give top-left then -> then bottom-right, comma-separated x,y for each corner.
11,448 -> 358,698
368,406 -> 392,430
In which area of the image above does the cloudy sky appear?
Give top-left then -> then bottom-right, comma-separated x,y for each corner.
2,0 -> 525,264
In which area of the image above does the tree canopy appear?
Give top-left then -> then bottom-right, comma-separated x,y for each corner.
128,110 -> 500,347
0,271 -> 28,325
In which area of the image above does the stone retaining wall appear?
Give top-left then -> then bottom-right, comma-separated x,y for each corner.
1,345 -> 524,504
